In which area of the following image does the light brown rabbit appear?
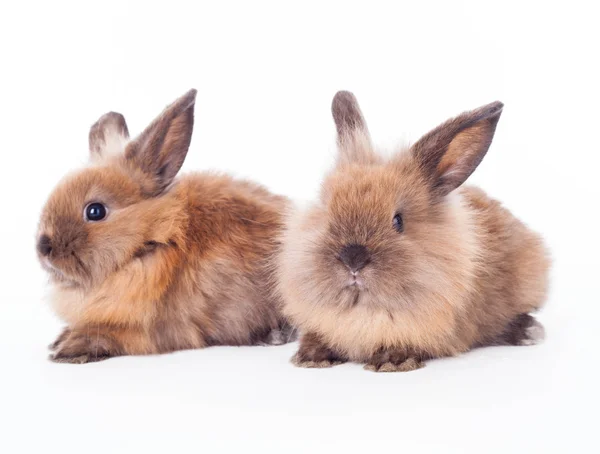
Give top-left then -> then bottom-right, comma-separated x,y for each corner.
37,89 -> 294,363
278,91 -> 550,372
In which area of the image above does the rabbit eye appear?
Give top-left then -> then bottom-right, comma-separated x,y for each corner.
393,213 -> 404,233
85,202 -> 107,222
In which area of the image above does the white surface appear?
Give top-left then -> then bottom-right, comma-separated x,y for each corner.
0,1 -> 598,452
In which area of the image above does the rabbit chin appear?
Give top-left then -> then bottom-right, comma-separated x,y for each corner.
331,276 -> 387,309
323,268 -> 422,312
341,285 -> 366,307
41,257 -> 86,289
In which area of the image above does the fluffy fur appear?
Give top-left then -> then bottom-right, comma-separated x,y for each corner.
278,91 -> 550,372
38,89 -> 294,363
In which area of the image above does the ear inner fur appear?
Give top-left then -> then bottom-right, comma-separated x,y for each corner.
411,101 -> 503,195
332,90 -> 369,138
125,89 -> 197,196
88,112 -> 130,160
331,90 -> 378,166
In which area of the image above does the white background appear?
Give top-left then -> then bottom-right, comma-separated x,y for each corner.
1,1 -> 598,452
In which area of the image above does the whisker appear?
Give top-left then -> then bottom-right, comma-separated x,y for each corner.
95,323 -> 99,360
72,252 -> 90,279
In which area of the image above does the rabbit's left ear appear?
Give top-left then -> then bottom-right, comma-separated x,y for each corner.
331,91 -> 378,166
125,89 -> 197,195
411,101 -> 503,196
88,112 -> 130,161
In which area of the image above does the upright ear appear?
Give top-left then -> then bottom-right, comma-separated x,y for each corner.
411,101 -> 503,196
125,89 -> 197,195
331,91 -> 377,166
89,112 -> 130,161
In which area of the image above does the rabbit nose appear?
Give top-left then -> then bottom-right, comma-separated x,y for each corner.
339,244 -> 370,273
37,234 -> 52,257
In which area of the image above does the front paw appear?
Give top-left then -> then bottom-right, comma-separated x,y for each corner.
49,327 -> 72,351
364,357 -> 424,373
291,352 -> 343,369
50,330 -> 116,364
291,332 -> 346,369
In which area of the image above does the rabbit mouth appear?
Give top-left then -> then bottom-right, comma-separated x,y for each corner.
344,274 -> 366,291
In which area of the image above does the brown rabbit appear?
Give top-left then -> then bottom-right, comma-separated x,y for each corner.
277,91 -> 550,372
37,89 -> 294,363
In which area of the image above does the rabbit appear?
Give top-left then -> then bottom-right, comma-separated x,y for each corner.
37,89 -> 295,363
277,91 -> 550,372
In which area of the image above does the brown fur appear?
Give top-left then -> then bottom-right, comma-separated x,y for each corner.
278,91 -> 551,372
292,332 -> 347,368
38,89 -> 293,363
89,112 -> 130,158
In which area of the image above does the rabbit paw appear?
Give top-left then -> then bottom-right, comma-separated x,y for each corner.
48,327 -> 72,351
365,347 -> 426,373
517,318 -> 545,346
498,314 -> 546,346
291,332 -> 346,368
291,352 -> 344,368
364,357 -> 424,373
50,329 -> 118,364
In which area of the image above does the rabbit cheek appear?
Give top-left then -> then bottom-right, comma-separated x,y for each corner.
40,218 -> 91,286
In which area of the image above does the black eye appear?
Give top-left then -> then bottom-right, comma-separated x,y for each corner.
393,213 -> 404,233
85,203 -> 107,222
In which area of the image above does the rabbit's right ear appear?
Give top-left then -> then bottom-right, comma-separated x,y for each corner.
88,112 -> 130,161
331,91 -> 377,166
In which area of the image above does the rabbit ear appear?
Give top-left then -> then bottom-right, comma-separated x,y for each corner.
125,89 -> 197,195
411,101 -> 503,196
88,112 -> 130,161
331,91 -> 377,166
